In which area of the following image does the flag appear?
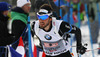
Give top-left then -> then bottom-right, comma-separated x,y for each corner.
8,36 -> 25,57
16,36 -> 25,57
31,36 -> 46,57
37,49 -> 46,57
31,36 -> 37,57
8,46 -> 22,57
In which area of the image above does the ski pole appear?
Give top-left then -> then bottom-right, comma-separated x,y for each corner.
72,45 -> 100,52
28,16 -> 33,57
77,53 -> 80,57
86,48 -> 100,52
72,43 -> 88,47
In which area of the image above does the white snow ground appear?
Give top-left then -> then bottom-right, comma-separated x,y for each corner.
8,19 -> 100,57
70,24 -> 100,57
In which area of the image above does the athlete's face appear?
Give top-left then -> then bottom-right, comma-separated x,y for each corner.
39,17 -> 51,29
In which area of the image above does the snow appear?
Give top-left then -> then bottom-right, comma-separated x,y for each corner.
70,24 -> 100,57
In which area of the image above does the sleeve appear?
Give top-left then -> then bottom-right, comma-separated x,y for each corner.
31,22 -> 43,49
12,20 -> 26,41
59,21 -> 82,46
31,21 -> 35,37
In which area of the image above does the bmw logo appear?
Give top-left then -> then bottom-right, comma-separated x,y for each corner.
44,34 -> 52,40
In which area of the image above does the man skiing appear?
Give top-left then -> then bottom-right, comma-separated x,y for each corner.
31,4 -> 87,57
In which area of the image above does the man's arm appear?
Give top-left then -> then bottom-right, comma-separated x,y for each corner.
59,21 -> 87,54
31,22 -> 35,37
12,20 -> 26,41
59,21 -> 81,46
31,22 -> 43,50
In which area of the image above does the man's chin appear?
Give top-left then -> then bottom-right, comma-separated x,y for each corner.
39,26 -> 45,29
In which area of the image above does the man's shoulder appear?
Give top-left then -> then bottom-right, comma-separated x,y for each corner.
11,11 -> 22,18
31,20 -> 39,26
11,11 -> 26,16
11,11 -> 27,20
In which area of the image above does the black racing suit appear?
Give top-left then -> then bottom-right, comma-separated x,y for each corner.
32,21 -> 82,57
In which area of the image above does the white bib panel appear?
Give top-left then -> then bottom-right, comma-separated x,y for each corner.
34,18 -> 71,56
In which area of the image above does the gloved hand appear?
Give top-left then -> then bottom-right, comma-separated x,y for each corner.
76,45 -> 87,55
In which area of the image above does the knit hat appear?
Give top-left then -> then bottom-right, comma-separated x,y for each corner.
17,0 -> 31,7
0,2 -> 11,11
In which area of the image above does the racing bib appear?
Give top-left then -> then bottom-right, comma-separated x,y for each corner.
41,39 -> 71,56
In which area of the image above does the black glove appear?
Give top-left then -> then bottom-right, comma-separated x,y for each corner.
77,45 -> 87,55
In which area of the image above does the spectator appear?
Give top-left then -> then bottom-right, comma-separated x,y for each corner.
71,0 -> 85,22
0,2 -> 14,57
11,0 -> 31,56
11,0 -> 31,43
0,2 -> 13,46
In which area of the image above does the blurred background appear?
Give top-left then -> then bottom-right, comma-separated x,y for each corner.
0,0 -> 100,57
